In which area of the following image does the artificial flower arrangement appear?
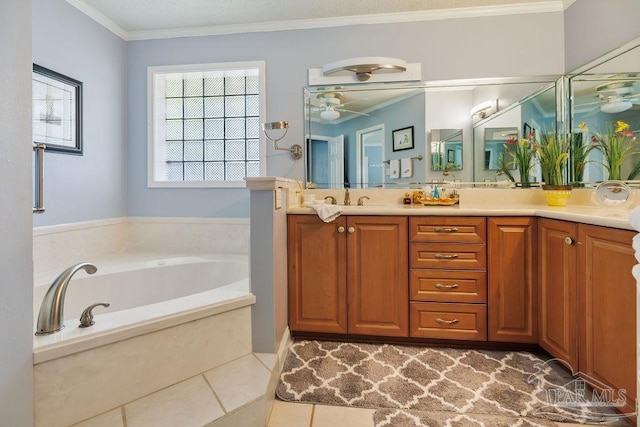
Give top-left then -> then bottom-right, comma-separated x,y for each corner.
534,131 -> 571,187
581,120 -> 639,180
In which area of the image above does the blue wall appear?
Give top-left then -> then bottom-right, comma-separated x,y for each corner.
32,0 -> 127,226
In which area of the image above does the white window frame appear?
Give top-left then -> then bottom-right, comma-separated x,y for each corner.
147,61 -> 266,188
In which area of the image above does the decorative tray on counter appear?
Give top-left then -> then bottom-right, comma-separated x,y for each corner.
421,198 -> 459,206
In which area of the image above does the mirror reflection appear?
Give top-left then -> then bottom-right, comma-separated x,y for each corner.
305,78 -> 559,189
483,127 -> 518,171
431,129 -> 463,171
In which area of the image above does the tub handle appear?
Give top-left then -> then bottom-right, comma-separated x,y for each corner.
79,302 -> 110,328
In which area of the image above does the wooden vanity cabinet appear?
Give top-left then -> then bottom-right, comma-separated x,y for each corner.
577,224 -> 636,416
409,217 -> 488,341
538,218 -> 578,369
487,217 -> 538,343
287,214 -> 408,337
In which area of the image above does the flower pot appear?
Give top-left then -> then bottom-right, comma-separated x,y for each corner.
542,185 -> 572,207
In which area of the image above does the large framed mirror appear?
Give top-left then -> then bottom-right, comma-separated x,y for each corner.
305,77 -> 559,189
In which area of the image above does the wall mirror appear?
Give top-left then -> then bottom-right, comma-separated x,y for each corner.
472,82 -> 557,183
569,42 -> 640,185
305,77 -> 559,189
431,129 -> 463,171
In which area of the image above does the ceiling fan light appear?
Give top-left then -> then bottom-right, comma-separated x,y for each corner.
320,109 -> 340,121
601,100 -> 632,113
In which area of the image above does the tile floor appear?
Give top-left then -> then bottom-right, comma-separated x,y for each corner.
267,400 -> 607,427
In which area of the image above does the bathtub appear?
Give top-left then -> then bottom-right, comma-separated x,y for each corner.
33,253 -> 255,427
33,254 -> 253,362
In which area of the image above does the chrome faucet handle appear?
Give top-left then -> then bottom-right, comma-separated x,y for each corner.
357,196 -> 370,206
79,302 -> 110,328
324,195 -> 337,205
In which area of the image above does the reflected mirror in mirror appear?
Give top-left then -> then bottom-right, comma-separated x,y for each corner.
570,73 -> 640,183
431,129 -> 463,171
483,127 -> 518,170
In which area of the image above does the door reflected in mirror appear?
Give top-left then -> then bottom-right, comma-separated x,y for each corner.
431,129 -> 463,171
356,125 -> 385,188
306,135 -> 344,189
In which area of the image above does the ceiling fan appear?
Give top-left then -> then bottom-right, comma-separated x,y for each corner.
312,92 -> 369,121
579,80 -> 640,114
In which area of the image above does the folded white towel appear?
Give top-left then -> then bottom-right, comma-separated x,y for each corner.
401,157 -> 412,178
311,203 -> 342,223
389,159 -> 400,179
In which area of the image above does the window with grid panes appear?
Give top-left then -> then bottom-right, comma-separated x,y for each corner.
148,62 -> 265,187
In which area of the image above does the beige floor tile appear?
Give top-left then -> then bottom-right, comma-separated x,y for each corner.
267,400 -> 313,427
71,408 -> 124,427
124,376 -> 224,427
204,354 -> 271,412
255,352 -> 278,370
312,405 -> 375,427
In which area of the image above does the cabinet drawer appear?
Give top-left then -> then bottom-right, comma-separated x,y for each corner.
410,243 -> 486,269
410,269 -> 487,303
410,217 -> 486,243
410,302 -> 487,341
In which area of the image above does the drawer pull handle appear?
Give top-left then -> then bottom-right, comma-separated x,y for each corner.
435,283 -> 459,289
436,318 -> 459,325
434,227 -> 458,233
435,253 -> 459,259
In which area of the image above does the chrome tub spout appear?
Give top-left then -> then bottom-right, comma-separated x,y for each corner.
35,262 -> 97,335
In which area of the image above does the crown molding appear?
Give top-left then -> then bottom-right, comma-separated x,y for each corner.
67,1 -> 565,41
65,0 -> 127,40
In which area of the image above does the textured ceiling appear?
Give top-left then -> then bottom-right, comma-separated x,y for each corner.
69,0 -> 573,39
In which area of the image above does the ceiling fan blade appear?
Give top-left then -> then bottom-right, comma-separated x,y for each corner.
336,108 -> 369,116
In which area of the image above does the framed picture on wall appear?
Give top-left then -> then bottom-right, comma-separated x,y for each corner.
447,149 -> 455,163
32,64 -> 83,154
392,126 -> 414,151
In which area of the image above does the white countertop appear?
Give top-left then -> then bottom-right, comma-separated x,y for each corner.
287,188 -> 638,231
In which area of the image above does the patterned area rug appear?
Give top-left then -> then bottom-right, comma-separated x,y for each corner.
276,340 -> 631,425
373,408 -> 560,426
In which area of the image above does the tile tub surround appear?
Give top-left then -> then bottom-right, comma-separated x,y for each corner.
33,216 -> 250,276
70,332 -> 293,427
35,306 -> 253,427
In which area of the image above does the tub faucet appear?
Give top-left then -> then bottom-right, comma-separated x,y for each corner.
35,262 -> 97,336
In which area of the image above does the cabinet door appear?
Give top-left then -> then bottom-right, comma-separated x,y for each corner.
488,217 -> 538,343
578,224 -> 636,415
538,219 -> 578,369
287,215 -> 347,333
347,216 -> 409,336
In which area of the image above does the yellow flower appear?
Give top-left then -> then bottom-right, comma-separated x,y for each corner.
615,120 -> 630,133
578,121 -> 588,132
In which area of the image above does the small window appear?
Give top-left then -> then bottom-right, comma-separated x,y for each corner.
148,61 -> 266,188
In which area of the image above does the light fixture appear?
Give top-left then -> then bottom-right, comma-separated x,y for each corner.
320,109 -> 340,121
600,98 -> 633,113
322,57 -> 407,81
471,100 -> 497,122
262,121 -> 302,160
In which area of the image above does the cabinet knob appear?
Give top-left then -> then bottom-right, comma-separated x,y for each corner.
348,226 -> 355,234
337,226 -> 345,233
436,318 -> 460,325
564,236 -> 574,245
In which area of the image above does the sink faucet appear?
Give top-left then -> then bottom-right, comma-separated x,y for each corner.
35,262 -> 97,335
343,188 -> 351,206
357,196 -> 370,206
